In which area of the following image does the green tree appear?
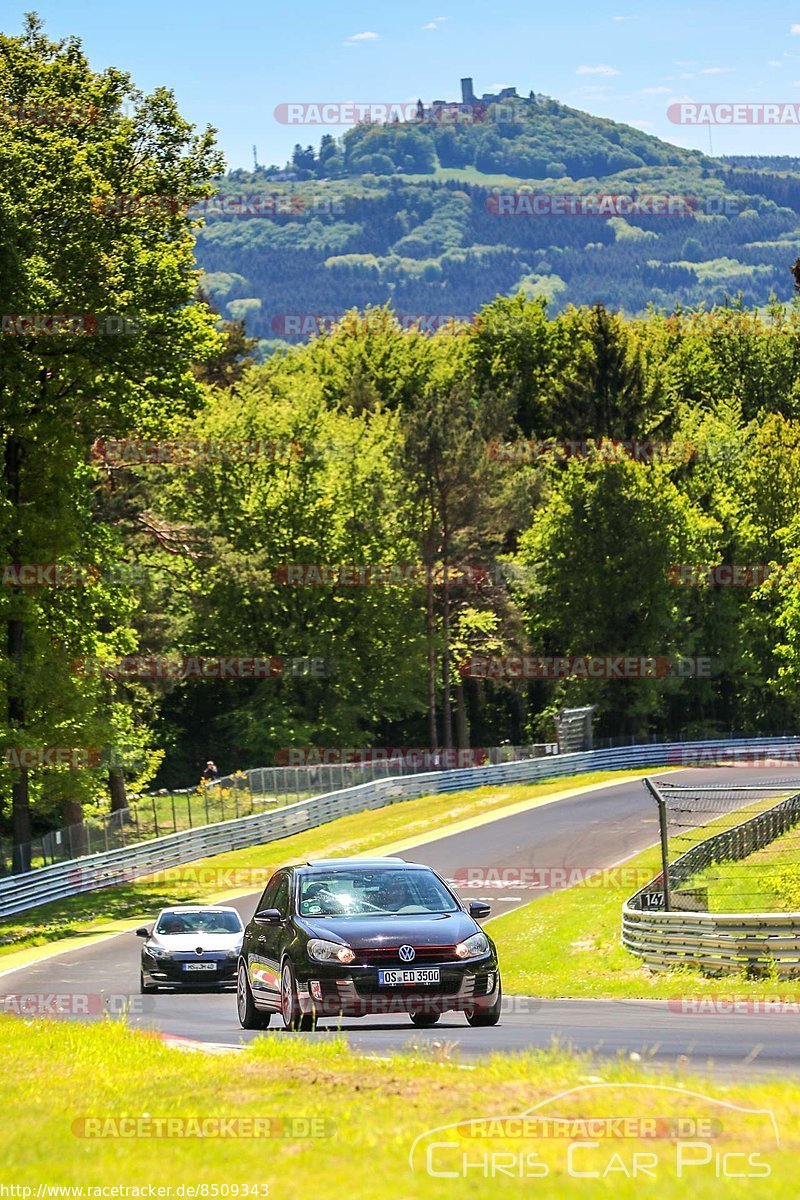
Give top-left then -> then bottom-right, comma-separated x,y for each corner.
0,16 -> 222,867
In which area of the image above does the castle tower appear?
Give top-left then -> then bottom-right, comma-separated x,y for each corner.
460,77 -> 476,105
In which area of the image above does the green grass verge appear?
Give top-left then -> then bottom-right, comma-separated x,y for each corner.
491,834 -> 800,999
0,769 -> 650,960
0,1017 -> 796,1197
689,827 -> 800,914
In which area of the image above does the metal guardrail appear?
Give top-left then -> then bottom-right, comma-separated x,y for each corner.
624,780 -> 800,974
4,734 -> 800,919
1,744 -> 559,873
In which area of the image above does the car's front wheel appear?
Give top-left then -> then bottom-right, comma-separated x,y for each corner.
281,961 -> 316,1031
237,962 -> 271,1029
140,971 -> 158,995
465,979 -> 502,1027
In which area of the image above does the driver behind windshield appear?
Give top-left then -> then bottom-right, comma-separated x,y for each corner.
378,875 -> 414,912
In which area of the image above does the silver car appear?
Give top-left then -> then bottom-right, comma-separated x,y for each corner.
137,905 -> 244,993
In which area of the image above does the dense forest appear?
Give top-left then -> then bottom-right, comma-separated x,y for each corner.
195,97 -> 800,341
5,23 -> 800,865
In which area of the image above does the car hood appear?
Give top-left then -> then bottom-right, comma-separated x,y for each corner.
297,911 -> 481,947
148,933 -> 242,952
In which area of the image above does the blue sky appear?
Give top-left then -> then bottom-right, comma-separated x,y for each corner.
3,1 -> 800,168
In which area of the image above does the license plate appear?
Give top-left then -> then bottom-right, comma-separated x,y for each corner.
378,968 -> 440,986
183,962 -> 216,972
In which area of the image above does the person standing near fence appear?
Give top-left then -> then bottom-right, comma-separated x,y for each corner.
201,760 -> 219,784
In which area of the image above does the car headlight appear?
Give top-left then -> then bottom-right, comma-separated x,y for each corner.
147,944 -> 172,959
307,938 -> 356,964
226,947 -> 242,960
455,932 -> 490,959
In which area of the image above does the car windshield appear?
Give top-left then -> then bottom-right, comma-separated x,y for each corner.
298,869 -> 459,916
155,910 -> 243,935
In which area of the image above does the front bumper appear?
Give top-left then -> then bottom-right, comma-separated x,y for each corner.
294,958 -> 499,1017
142,955 -> 238,986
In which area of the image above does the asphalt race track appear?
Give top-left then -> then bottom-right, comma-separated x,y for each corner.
3,766 -> 800,1074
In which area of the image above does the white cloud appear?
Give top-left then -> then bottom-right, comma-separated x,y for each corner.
769,59 -> 784,66
641,85 -> 671,94
700,66 -> 733,74
422,16 -> 447,29
612,14 -> 637,20
576,64 -> 620,76
345,31 -> 380,43
791,22 -> 800,33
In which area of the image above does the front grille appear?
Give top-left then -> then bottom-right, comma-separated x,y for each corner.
353,945 -> 457,966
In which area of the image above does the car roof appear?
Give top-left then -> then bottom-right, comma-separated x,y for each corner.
157,905 -> 240,914
303,857 -> 411,867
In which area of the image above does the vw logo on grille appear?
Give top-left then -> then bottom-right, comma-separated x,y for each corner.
398,945 -> 416,963
195,947 -> 204,955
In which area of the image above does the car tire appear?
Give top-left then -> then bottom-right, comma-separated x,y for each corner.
281,960 -> 316,1031
465,978 -> 502,1027
409,1010 -> 440,1027
140,971 -> 158,995
237,961 -> 271,1029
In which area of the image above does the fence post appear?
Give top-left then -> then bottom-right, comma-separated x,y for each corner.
151,794 -> 159,838
171,792 -> 177,833
187,792 -> 192,829
646,778 -> 672,912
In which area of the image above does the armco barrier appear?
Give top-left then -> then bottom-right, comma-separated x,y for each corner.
623,779 -> 800,975
3,735 -> 800,918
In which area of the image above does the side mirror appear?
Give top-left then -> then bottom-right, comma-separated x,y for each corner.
469,899 -> 491,919
136,926 -> 150,938
254,908 -> 282,924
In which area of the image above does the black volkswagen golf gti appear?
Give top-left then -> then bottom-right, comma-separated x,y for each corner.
237,857 -> 501,1030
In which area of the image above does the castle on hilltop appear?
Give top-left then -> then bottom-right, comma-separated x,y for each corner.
415,78 -> 522,124
460,78 -> 519,106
